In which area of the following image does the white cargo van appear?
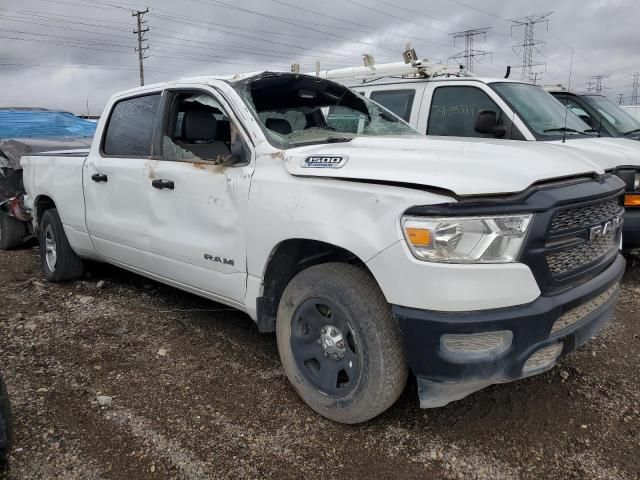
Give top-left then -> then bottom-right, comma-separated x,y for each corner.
317,60 -> 640,248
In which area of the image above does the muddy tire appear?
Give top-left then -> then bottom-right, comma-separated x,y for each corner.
39,209 -> 84,282
0,376 -> 12,475
276,263 -> 408,424
0,214 -> 26,250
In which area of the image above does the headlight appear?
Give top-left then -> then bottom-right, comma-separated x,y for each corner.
402,214 -> 533,263
635,172 -> 640,190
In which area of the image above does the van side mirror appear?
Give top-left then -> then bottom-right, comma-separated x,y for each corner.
475,110 -> 507,138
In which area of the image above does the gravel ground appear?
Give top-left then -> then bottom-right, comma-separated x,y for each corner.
0,246 -> 639,480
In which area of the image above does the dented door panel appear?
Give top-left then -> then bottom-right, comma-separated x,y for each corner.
144,159 -> 253,303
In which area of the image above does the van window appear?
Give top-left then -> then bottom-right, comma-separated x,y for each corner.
370,89 -> 416,121
428,86 -> 503,137
103,94 -> 161,156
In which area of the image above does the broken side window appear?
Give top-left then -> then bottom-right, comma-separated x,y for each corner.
162,92 -> 248,166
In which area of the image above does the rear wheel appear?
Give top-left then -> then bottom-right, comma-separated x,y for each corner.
276,263 -> 408,424
0,214 -> 26,250
39,209 -> 84,282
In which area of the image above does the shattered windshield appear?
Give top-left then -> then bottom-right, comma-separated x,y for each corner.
491,82 -> 594,140
232,73 -> 418,148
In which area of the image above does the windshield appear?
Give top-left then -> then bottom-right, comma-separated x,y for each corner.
232,72 -> 418,148
491,82 -> 593,140
583,95 -> 640,135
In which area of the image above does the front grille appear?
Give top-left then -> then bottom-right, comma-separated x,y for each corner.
546,232 -> 617,276
551,284 -> 618,335
549,199 -> 620,234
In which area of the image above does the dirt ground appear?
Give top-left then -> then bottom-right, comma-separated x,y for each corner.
0,246 -> 638,480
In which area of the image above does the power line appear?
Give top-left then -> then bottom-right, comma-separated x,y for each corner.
448,27 -> 491,72
446,0 -> 510,22
511,12 -> 552,83
132,8 -> 149,86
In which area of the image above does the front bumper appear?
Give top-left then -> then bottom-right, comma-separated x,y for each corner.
392,254 -> 626,408
623,208 -> 640,248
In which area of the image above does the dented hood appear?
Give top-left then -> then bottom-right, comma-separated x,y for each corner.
283,135 -> 606,196
549,137 -> 640,170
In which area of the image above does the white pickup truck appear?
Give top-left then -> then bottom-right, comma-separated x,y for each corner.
21,72 -> 626,423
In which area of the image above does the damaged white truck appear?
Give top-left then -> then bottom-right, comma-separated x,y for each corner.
21,73 -> 626,423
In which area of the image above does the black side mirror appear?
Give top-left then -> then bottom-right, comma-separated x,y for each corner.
475,110 -> 507,138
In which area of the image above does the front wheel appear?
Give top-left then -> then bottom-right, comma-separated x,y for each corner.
276,263 -> 408,424
39,208 -> 84,282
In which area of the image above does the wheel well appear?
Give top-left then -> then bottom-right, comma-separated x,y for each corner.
35,196 -> 56,228
256,239 -> 368,333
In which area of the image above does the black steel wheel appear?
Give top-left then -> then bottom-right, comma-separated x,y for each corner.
290,298 -> 361,397
277,263 -> 408,424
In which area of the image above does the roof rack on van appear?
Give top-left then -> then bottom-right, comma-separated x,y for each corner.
308,58 -> 470,84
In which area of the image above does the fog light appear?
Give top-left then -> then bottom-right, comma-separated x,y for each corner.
441,331 -> 513,361
522,343 -> 563,375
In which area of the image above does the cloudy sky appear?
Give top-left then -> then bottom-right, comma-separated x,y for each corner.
0,0 -> 638,114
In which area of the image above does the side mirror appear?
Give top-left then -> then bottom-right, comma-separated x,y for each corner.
475,110 -> 507,138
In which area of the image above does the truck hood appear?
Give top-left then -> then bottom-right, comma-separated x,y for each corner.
549,137 -> 640,170
283,136 -> 605,196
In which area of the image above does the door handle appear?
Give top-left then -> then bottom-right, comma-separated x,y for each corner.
91,173 -> 108,183
152,179 -> 175,190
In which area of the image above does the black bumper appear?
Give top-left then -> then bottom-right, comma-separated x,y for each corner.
392,254 -> 626,408
623,209 -> 640,248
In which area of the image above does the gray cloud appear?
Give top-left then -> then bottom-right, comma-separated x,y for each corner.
1,0 -> 638,113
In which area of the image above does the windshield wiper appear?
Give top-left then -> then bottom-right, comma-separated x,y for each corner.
624,128 -> 640,136
543,127 -> 591,135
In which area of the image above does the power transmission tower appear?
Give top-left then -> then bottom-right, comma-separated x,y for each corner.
511,12 -> 552,83
585,79 -> 596,93
448,27 -> 492,72
591,74 -> 609,94
132,8 -> 149,86
618,93 -> 624,105
531,71 -> 543,85
632,72 -> 640,106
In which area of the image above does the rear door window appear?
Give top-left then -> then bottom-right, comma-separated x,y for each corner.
103,94 -> 161,156
370,89 -> 416,122
428,86 -> 502,137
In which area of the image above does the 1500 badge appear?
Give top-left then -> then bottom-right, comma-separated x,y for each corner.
302,156 -> 348,169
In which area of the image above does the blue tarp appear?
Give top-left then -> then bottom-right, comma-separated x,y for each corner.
0,110 -> 97,139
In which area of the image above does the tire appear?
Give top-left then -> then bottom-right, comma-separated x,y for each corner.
39,208 -> 84,282
0,376 -> 12,474
0,214 -> 26,250
276,263 -> 408,424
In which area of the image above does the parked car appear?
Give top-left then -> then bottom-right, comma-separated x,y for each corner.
21,72 -> 626,423
0,108 -> 94,249
0,375 -> 12,474
545,89 -> 640,140
318,60 -> 640,249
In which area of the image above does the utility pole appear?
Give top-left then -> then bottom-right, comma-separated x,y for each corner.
511,12 -> 552,83
448,27 -> 492,73
132,8 -> 149,86
632,72 -> 639,106
618,93 -> 624,105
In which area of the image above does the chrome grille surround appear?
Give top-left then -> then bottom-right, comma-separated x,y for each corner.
551,284 -> 619,335
549,199 -> 621,234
